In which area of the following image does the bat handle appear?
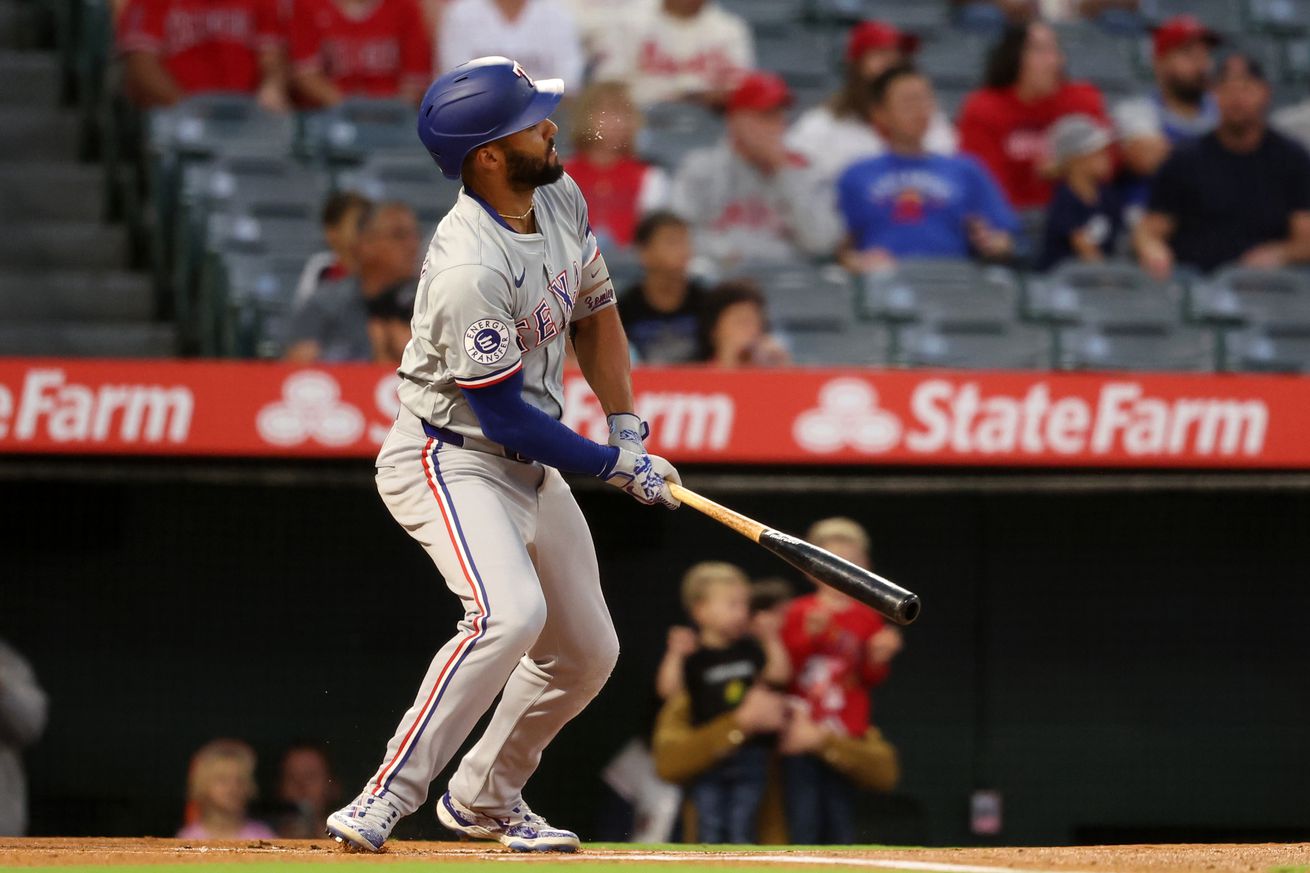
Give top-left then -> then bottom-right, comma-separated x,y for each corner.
670,483 -> 766,543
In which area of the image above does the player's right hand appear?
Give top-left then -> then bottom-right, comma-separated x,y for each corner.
604,448 -> 681,509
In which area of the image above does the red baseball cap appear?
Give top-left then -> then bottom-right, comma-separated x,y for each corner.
725,71 -> 793,113
1152,15 -> 1221,60
846,20 -> 920,64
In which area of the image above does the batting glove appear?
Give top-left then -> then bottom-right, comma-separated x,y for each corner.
607,413 -> 649,455
604,448 -> 681,509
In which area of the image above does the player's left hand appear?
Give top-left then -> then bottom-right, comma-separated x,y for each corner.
607,413 -> 649,456
605,449 -> 681,509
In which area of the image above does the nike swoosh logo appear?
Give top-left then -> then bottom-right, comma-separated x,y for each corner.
513,268 -> 526,288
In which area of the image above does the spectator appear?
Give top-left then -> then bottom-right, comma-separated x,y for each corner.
273,742 -> 340,839
1135,53 -> 1310,279
617,212 -> 710,364
1039,114 -> 1120,270
700,280 -> 791,369
781,517 -> 904,845
118,0 -> 289,109
837,65 -> 1017,273
671,72 -> 828,268
594,0 -> 754,108
0,638 -> 46,837
294,191 -> 372,306
177,739 -> 277,840
1114,16 -> 1220,147
654,562 -> 789,844
284,201 -> 421,363
749,577 -> 794,625
566,83 -> 670,248
289,0 -> 431,107
787,21 -> 956,187
562,0 -> 654,77
958,22 -> 1107,208
1111,101 -> 1169,233
437,0 -> 583,85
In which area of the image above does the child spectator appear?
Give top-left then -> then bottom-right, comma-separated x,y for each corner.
958,22 -> 1107,208
437,0 -> 583,84
294,191 -> 372,306
1112,102 -> 1170,234
700,280 -> 791,369
118,0 -> 289,109
594,0 -> 754,108
289,0 -> 431,107
566,83 -> 670,248
617,211 -> 709,364
655,562 -> 789,843
176,739 -> 276,840
273,742 -> 340,839
1039,114 -> 1121,270
782,518 -> 904,845
838,65 -> 1017,273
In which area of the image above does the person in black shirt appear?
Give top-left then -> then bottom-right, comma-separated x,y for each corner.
616,211 -> 710,364
1136,52 -> 1310,277
654,562 -> 790,843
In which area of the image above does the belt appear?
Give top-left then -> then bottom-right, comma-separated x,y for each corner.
419,418 -> 531,464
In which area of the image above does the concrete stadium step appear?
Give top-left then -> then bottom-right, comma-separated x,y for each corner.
0,50 -> 59,104
0,269 -> 153,320
0,106 -> 78,160
0,219 -> 129,269
0,162 -> 104,222
0,321 -> 178,357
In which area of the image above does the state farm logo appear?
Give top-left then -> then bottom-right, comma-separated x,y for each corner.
794,378 -> 901,454
256,371 -> 365,447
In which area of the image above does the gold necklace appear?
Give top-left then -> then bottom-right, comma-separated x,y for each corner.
497,204 -> 534,221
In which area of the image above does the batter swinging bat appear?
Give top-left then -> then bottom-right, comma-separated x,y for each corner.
669,483 -> 921,626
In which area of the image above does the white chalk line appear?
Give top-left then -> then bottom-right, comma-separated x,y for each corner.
489,849 -> 1099,873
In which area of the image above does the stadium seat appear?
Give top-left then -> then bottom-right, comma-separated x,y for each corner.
1247,0 -> 1310,36
211,251 -> 309,357
1055,323 -> 1216,371
1187,266 -> 1310,327
1142,0 -> 1244,34
894,320 -> 1054,369
727,261 -> 854,331
787,322 -> 894,365
147,93 -> 294,160
860,260 -> 1021,326
299,98 -> 418,164
1026,262 -> 1183,328
718,0 -> 803,33
335,154 -> 461,227
640,102 -> 724,171
1224,324 -> 1310,372
916,34 -> 992,88
1056,23 -> 1139,92
753,27 -> 839,89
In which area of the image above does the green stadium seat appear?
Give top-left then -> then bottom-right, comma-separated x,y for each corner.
894,320 -> 1054,369
860,261 -> 1022,326
299,98 -> 417,165
1188,266 -> 1310,328
1055,323 -> 1216,371
1223,324 -> 1310,371
728,261 -> 856,331
334,154 -> 461,227
787,322 -> 894,366
1027,262 -> 1183,328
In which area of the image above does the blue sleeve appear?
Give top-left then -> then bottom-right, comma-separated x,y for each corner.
836,164 -> 868,244
965,158 -> 1019,232
461,370 -> 620,477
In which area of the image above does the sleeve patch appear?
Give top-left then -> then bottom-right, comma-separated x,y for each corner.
464,318 -> 512,364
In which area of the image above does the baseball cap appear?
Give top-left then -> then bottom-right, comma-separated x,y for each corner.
1049,114 -> 1113,167
725,71 -> 792,113
846,20 -> 920,63
1153,15 -> 1221,60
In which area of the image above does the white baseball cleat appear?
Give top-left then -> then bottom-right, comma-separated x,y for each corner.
437,791 -> 580,852
326,792 -> 402,852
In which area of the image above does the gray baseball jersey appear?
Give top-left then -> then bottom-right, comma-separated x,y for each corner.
396,173 -> 616,438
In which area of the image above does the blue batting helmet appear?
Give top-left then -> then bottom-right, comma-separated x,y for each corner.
417,56 -> 565,180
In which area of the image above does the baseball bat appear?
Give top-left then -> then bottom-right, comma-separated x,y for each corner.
669,483 -> 921,626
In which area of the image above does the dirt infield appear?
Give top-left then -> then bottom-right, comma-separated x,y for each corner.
1,838 -> 1308,873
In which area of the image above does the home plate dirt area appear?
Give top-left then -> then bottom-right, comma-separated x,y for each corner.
1,839 -> 1308,873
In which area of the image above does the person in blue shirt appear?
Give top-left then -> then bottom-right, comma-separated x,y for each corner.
836,63 -> 1018,273
1040,114 -> 1123,271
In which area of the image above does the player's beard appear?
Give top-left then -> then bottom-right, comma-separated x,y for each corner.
505,140 -> 565,189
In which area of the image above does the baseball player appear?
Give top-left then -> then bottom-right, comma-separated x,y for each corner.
324,56 -> 681,854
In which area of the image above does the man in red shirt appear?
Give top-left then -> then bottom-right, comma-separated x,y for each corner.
958,21 -> 1107,209
780,517 -> 904,844
289,0 -> 432,107
118,0 -> 289,108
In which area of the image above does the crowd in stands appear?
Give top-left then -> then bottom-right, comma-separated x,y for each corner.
106,0 -> 1310,364
649,517 -> 903,844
